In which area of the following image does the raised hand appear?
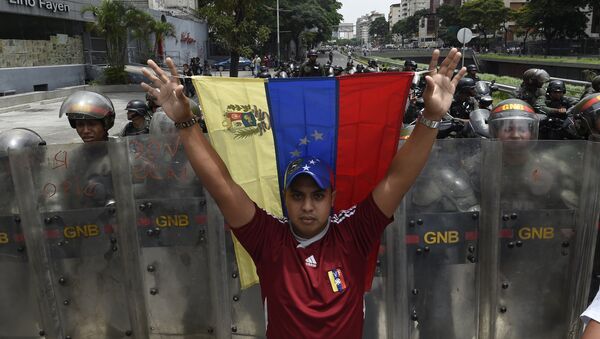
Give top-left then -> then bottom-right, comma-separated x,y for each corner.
141,58 -> 193,123
422,48 -> 466,121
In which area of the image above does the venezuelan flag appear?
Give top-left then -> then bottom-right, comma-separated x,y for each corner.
193,73 -> 412,290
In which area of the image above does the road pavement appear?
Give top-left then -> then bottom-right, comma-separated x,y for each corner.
0,50 -> 358,145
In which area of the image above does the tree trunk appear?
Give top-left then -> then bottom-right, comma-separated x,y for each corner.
230,50 -> 240,77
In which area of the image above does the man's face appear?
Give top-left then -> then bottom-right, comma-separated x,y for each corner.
550,91 -> 564,101
468,70 -> 477,77
495,120 -> 533,141
75,119 -> 106,143
284,174 -> 335,238
309,55 -> 317,63
127,110 -> 138,120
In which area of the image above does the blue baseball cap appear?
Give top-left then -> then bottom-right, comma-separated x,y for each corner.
284,157 -> 333,190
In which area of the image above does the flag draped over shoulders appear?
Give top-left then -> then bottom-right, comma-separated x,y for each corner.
193,73 -> 412,290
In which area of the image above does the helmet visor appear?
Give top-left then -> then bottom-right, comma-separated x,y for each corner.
489,116 -> 539,141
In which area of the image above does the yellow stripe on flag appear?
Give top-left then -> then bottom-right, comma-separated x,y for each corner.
192,76 -> 283,289
328,270 -> 339,292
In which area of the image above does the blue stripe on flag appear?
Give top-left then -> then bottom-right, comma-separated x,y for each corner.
267,77 -> 338,208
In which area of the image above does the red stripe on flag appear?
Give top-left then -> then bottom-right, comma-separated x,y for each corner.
14,233 -> 25,242
336,73 -> 413,292
499,229 -> 514,238
405,234 -> 420,244
465,231 -> 478,241
104,224 -> 114,234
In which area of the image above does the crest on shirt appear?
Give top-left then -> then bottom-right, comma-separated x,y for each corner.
327,268 -> 347,293
222,104 -> 271,139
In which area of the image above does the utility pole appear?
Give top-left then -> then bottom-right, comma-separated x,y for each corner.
277,0 -> 280,64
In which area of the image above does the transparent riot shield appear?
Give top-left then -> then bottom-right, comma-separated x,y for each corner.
10,142 -> 132,338
487,140 -> 599,339
110,134 -> 222,338
0,155 -> 45,338
392,138 -> 483,339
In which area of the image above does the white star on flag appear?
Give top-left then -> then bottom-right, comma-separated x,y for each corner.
311,130 -> 324,141
309,160 -> 316,165
299,136 -> 310,145
290,149 -> 301,157
302,165 -> 311,171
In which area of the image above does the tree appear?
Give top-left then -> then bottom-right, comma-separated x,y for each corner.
514,0 -> 589,55
460,0 -> 510,48
392,9 -> 426,46
83,0 -> 142,83
369,17 -> 389,46
198,0 -> 271,77
437,4 -> 463,46
274,0 -> 342,60
152,20 -> 176,61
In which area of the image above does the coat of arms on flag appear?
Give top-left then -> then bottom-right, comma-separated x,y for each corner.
222,104 -> 271,139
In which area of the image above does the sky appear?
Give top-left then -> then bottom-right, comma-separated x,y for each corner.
338,0 -> 393,25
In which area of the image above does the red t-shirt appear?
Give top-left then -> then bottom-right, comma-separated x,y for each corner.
232,194 -> 393,339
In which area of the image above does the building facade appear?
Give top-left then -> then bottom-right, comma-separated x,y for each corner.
334,23 -> 355,40
356,11 -> 385,47
0,0 -> 207,95
389,3 -> 402,29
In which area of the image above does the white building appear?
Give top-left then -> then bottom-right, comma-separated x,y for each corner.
389,3 -> 402,29
356,11 -> 385,47
334,23 -> 355,39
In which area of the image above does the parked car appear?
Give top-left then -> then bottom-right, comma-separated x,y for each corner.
213,57 -> 253,71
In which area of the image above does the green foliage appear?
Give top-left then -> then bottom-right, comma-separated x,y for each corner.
83,0 -> 139,69
392,9 -> 426,43
103,65 -> 129,84
515,0 -> 589,55
336,38 -> 360,46
460,0 -> 511,46
198,0 -> 271,76
369,17 -> 389,45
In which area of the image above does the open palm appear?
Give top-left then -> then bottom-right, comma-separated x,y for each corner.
141,58 -> 192,123
422,49 -> 466,120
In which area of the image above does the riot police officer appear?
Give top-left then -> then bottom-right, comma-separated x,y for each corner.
545,80 -> 578,116
367,59 -> 379,72
580,75 -> 600,100
570,93 -> 600,141
450,77 -> 480,119
120,99 -> 151,137
59,91 -> 116,143
403,59 -> 418,72
299,49 -> 324,77
257,65 -> 272,78
514,68 -> 551,114
465,64 -> 480,82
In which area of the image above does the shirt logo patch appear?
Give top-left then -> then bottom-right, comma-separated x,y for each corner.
305,255 -> 317,268
327,268 -> 347,293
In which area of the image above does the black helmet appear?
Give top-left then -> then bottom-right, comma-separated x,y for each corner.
333,65 -> 344,76
523,68 -> 550,88
570,93 -> 600,140
457,77 -> 476,93
546,80 -> 566,94
592,75 -> 600,92
59,91 -> 116,130
356,64 -> 365,73
125,99 -> 149,117
466,64 -> 478,72
404,60 -> 417,69
489,99 -> 539,140
0,128 -> 46,156
307,49 -> 318,57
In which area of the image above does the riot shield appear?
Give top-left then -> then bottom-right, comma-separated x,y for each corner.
110,134 -> 221,338
10,142 -> 132,338
394,138 -> 483,339
0,155 -> 45,338
487,140 -> 597,339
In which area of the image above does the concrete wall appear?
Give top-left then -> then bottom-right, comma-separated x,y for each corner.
162,15 -> 208,64
0,64 -> 85,94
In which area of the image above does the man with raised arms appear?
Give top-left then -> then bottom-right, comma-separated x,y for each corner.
141,49 -> 465,339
